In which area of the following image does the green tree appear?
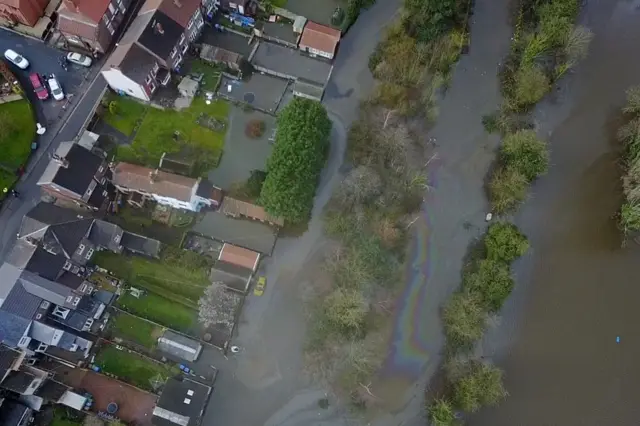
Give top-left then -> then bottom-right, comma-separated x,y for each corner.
452,361 -> 507,412
246,169 -> 267,198
324,288 -> 369,337
403,0 -> 464,43
463,259 -> 514,312
484,221 -> 529,262
428,398 -> 460,426
500,130 -> 549,181
260,98 -> 331,223
442,291 -> 486,349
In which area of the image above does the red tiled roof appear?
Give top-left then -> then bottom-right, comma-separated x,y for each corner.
112,162 -> 197,202
59,0 -> 111,24
158,0 -> 201,28
299,21 -> 341,56
57,10 -> 98,41
219,243 -> 260,271
221,197 -> 284,227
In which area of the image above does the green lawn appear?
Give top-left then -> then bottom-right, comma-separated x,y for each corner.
0,169 -> 17,195
95,344 -> 178,391
111,312 -> 164,349
117,291 -> 196,333
117,98 -> 229,175
93,250 -> 210,305
190,60 -> 222,92
0,99 -> 35,168
103,93 -> 148,136
51,408 -> 83,426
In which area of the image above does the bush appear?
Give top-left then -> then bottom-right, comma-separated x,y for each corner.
246,169 -> 267,198
260,98 -> 331,223
500,130 -> 549,181
442,291 -> 486,349
403,0 -> 465,43
463,259 -> 514,312
428,398 -> 459,426
513,65 -> 550,109
484,221 -> 529,262
245,119 -> 266,138
452,361 -> 507,412
324,288 -> 369,338
489,166 -> 529,213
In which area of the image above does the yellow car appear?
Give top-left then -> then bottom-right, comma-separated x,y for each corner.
254,276 -> 266,296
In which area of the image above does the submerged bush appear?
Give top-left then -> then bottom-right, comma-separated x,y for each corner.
443,291 -> 486,349
451,361 -> 508,412
463,259 -> 514,312
500,130 -> 549,181
513,65 -> 550,109
489,166 -> 529,213
484,222 -> 529,262
428,398 -> 459,426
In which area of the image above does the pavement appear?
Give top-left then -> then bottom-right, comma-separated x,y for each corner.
0,28 -> 108,260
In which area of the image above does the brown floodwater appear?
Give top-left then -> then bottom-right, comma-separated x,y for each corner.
472,1 -> 640,425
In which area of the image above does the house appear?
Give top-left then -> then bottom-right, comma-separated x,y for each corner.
152,376 -> 211,426
56,0 -> 134,54
157,330 -> 202,362
101,0 -> 208,101
112,162 -> 222,211
199,43 -> 242,71
37,141 -> 112,211
220,196 -> 284,227
298,21 -> 340,60
0,0 -> 48,27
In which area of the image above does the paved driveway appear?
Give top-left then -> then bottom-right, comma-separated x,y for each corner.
0,28 -> 92,125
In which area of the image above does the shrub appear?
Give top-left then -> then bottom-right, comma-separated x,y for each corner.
260,98 -> 331,223
452,361 -> 507,412
500,130 -> 549,181
403,0 -> 465,43
463,259 -> 514,312
489,166 -> 529,213
324,288 -> 369,338
245,119 -> 266,138
619,201 -> 640,235
442,291 -> 486,349
484,222 -> 529,262
513,65 -> 550,109
428,398 -> 459,426
246,169 -> 267,198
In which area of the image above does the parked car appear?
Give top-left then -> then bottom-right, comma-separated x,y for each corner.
66,52 -> 92,67
253,276 -> 266,296
4,49 -> 29,69
29,73 -> 48,100
47,75 -> 64,101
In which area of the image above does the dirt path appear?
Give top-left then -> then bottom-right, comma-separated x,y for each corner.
471,1 -> 640,425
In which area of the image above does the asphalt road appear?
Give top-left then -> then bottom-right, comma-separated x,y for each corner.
0,29 -> 108,260
0,28 -> 93,124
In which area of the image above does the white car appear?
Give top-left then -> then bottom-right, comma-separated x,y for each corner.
47,75 -> 64,101
66,52 -> 92,67
4,49 -> 29,69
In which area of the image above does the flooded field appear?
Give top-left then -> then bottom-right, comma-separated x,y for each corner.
472,1 -> 640,425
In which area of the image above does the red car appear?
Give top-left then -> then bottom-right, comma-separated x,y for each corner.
29,73 -> 49,100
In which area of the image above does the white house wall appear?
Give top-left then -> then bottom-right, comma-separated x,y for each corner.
102,69 -> 149,101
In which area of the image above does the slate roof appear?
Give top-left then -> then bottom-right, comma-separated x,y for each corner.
138,10 -> 184,60
19,203 -> 91,238
110,42 -> 157,86
0,400 -> 31,426
24,247 -> 66,281
0,311 -> 30,347
0,263 -> 22,305
0,344 -> 22,381
0,281 -> 42,320
38,143 -> 105,201
121,231 -> 162,258
34,379 -> 69,402
153,377 -> 211,426
192,212 -> 277,254
1,370 -> 35,393
89,220 -> 123,252
19,272 -> 74,309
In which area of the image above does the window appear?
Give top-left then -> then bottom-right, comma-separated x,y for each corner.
108,3 -> 116,14
85,248 -> 94,259
149,82 -> 156,92
107,22 -> 114,34
179,33 -> 185,45
77,244 -> 85,254
152,62 -> 159,75
98,165 -> 104,173
170,47 -> 177,58
41,301 -> 50,309
182,42 -> 188,53
102,15 -> 109,25
66,296 -> 73,303
73,297 -> 81,306
145,75 -> 152,85
35,313 -> 42,320
79,284 -> 87,292
187,18 -> 194,30
114,234 -> 121,243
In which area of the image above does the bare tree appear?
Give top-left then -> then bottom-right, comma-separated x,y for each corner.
197,282 -> 241,330
336,166 -> 383,206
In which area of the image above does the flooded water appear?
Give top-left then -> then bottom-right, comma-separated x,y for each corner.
472,1 -> 640,425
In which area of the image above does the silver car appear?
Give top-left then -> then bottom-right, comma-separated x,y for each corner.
66,52 -> 92,67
